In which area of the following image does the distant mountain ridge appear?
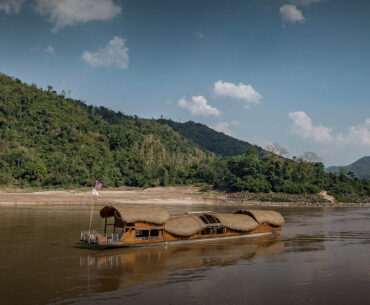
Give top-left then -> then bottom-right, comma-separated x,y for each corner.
326,156 -> 370,179
157,119 -> 266,157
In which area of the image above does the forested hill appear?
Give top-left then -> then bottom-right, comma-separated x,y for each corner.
326,156 -> 370,179
0,74 -> 217,187
1,73 -> 369,199
157,119 -> 265,157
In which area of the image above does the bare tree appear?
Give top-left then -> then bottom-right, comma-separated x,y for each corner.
301,151 -> 322,163
264,144 -> 277,155
276,144 -> 289,157
264,143 -> 289,157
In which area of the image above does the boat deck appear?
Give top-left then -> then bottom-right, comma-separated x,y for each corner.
80,228 -> 279,248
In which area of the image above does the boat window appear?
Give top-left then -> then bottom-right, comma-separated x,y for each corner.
199,214 -> 221,225
136,229 -> 149,240
201,227 -> 224,235
150,229 -> 163,240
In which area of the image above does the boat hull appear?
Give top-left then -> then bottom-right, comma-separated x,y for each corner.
80,228 -> 280,249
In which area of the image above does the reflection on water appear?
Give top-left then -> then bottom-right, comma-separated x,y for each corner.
0,205 -> 369,305
80,234 -> 284,290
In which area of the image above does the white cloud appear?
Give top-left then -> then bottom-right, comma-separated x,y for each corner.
35,0 -> 122,32
289,111 -> 332,143
346,120 -> 370,146
82,36 -> 129,70
0,0 -> 24,14
211,122 -> 233,136
279,4 -> 305,23
214,80 -> 262,104
178,96 -> 221,117
289,111 -> 370,147
44,45 -> 55,54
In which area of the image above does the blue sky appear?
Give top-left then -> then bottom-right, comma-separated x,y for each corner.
1,0 -> 369,166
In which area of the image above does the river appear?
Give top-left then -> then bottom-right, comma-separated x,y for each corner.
0,204 -> 369,305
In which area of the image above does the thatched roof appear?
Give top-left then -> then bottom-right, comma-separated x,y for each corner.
165,215 -> 206,236
214,213 -> 259,232
100,205 -> 170,225
235,209 -> 284,226
100,205 -> 116,218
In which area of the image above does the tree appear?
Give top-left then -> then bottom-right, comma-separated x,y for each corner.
301,151 -> 321,163
276,144 -> 289,157
264,143 -> 289,157
246,146 -> 258,157
264,144 -> 277,155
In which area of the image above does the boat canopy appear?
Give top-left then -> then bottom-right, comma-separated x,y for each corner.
235,209 -> 285,226
100,205 -> 170,225
213,214 -> 259,232
165,215 -> 206,237
99,206 -> 285,237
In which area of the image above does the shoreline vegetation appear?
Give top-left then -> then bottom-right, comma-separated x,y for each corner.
0,186 -> 369,207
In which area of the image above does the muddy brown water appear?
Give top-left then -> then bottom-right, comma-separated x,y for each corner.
0,204 -> 369,305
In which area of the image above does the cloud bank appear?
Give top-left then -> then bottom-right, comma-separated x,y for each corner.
35,0 -> 122,32
289,111 -> 370,147
178,96 -> 221,117
82,36 -> 129,70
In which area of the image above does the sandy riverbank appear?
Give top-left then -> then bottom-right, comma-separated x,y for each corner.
0,186 -> 369,207
0,186 -> 226,206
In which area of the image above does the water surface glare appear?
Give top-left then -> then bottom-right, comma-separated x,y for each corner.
0,205 -> 369,305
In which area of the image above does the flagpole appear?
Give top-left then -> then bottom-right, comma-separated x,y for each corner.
88,189 -> 96,242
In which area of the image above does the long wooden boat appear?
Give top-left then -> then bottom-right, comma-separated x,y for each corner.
80,205 -> 284,248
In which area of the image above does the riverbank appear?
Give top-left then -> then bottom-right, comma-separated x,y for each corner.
0,186 -> 226,206
0,186 -> 369,207
223,191 -> 370,207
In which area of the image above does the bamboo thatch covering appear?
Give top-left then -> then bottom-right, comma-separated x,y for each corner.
100,205 -> 170,225
165,215 -> 206,236
235,209 -> 284,226
100,205 -> 116,218
214,213 -> 259,232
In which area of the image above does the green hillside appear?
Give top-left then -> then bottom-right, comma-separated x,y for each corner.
0,74 -> 217,187
326,156 -> 370,179
157,119 -> 265,157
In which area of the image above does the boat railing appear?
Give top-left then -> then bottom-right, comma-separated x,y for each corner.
80,231 -> 123,244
